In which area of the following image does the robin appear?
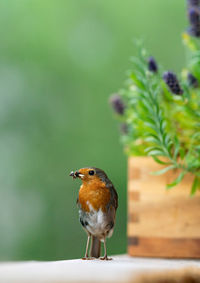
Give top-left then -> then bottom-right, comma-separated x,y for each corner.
69,167 -> 118,260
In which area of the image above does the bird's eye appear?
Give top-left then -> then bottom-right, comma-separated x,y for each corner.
89,170 -> 94,176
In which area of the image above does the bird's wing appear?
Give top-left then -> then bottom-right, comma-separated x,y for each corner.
106,181 -> 118,210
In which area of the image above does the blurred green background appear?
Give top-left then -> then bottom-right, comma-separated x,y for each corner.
0,0 -> 186,260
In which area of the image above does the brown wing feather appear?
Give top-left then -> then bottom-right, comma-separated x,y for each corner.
108,183 -> 118,210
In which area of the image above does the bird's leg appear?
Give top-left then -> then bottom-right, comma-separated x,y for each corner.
100,237 -> 112,260
82,235 -> 94,260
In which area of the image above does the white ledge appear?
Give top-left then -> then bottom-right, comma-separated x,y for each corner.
1,254 -> 200,283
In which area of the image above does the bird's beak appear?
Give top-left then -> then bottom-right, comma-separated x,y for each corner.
69,171 -> 75,177
69,171 -> 84,179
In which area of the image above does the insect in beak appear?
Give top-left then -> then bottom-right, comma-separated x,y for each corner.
69,171 -> 84,179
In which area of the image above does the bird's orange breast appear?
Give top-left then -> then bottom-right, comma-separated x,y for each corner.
78,179 -> 111,213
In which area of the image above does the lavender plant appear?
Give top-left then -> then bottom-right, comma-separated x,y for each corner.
110,2 -> 200,195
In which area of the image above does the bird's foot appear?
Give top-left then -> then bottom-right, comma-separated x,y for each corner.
100,256 -> 112,261
82,257 -> 95,260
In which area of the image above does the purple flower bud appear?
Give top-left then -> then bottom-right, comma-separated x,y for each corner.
163,71 -> 183,95
109,94 -> 125,115
188,73 -> 199,87
120,123 -> 128,134
188,7 -> 200,25
187,25 -> 200,36
187,0 -> 200,6
187,0 -> 200,29
187,6 -> 200,37
148,57 -> 158,73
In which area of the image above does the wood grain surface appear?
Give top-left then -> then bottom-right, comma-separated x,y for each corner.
128,157 -> 200,258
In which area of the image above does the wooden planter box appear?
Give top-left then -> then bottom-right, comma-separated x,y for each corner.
128,156 -> 200,258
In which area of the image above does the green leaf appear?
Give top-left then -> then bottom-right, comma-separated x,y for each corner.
173,136 -> 180,159
130,58 -> 146,75
152,156 -> 171,165
148,150 -> 166,156
146,117 -> 156,125
144,146 -> 162,153
192,132 -> 200,139
166,171 -> 186,189
145,136 -> 160,144
140,100 -> 154,115
190,177 -> 199,196
167,140 -> 173,152
130,73 -> 145,89
160,120 -> 167,132
151,165 -> 175,176
144,122 -> 158,132
164,134 -> 171,146
158,109 -> 163,119
179,148 -> 185,160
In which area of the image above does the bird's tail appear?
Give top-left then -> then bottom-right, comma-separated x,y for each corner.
90,236 -> 101,258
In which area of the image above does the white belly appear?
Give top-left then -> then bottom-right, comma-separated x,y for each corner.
79,204 -> 115,240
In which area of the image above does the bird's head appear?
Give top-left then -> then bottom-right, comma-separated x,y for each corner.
69,167 -> 108,184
